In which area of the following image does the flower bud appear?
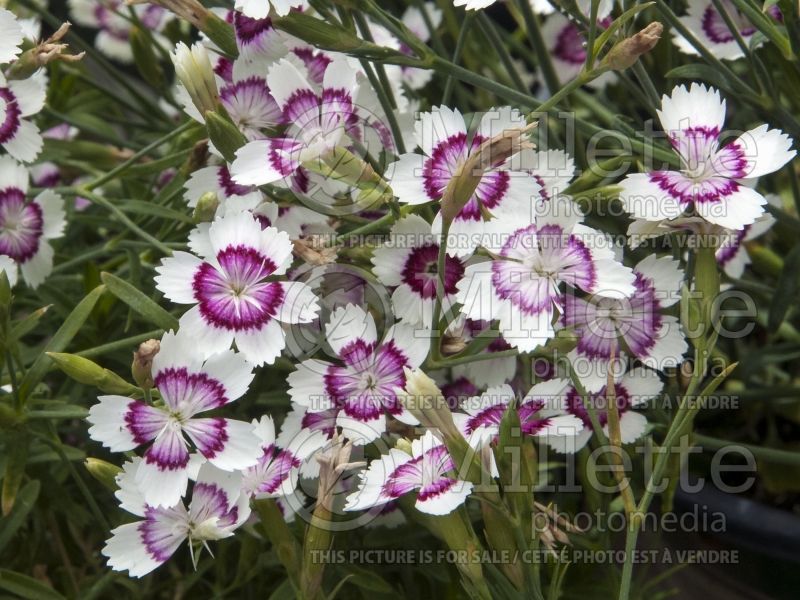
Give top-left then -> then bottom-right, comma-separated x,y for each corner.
128,0 -> 238,58
399,368 -> 462,443
131,339 -> 160,391
440,122 -> 536,226
602,22 -> 663,72
84,458 -> 122,492
204,109 -> 248,163
192,191 -> 219,223
171,42 -> 220,116
5,22 -> 85,80
47,352 -> 139,395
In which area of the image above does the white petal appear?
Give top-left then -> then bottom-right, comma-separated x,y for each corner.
103,523 -> 167,578
3,119 -> 43,163
277,281 -> 320,324
234,318 -> 285,366
19,241 -> 53,289
33,190 -> 66,239
415,480 -> 473,515
385,322 -> 430,368
386,152 -> 429,204
287,359 -> 331,410
87,395 -> 138,451
136,459 -> 190,509
657,83 -> 726,138
615,411 -> 649,444
231,140 -> 282,186
694,186 -> 766,230
415,105 -> 467,156
202,347 -> 255,402
178,305 -> 236,359
326,304 -> 377,356
618,172 -> 684,222
154,251 -> 203,304
8,75 -> 47,117
0,155 -> 29,192
732,124 -> 795,179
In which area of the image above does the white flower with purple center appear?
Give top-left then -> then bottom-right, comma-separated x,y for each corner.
235,0 -> 309,19
547,368 -> 663,452
372,214 -> 466,327
287,304 -> 430,444
231,56 -> 360,187
453,380 -> 584,452
0,157 -> 65,288
619,84 -> 795,230
69,0 -> 169,63
102,461 -> 250,577
456,197 -> 636,352
540,12 -> 615,92
241,414 -> 327,498
564,254 -> 687,392
388,106 -> 541,258
0,7 -> 24,64
672,0 -> 781,61
345,430 -> 473,515
155,211 -> 320,366
87,330 -> 261,508
0,71 -> 46,163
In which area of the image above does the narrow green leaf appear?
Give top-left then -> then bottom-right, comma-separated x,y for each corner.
18,285 -> 107,400
119,200 -> 194,224
768,243 -> 800,332
11,306 -> 51,340
0,480 -> 39,553
101,272 -> 178,331
0,569 -> 66,600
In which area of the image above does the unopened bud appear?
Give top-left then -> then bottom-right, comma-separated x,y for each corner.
292,238 -> 338,266
440,122 -> 536,225
128,0 -> 238,58
602,22 -> 663,71
399,368 -> 462,442
193,191 -> 219,223
47,352 -> 139,395
171,42 -> 220,116
131,339 -> 160,391
204,109 -> 248,163
6,22 -> 84,80
395,437 -> 413,456
84,458 -> 122,491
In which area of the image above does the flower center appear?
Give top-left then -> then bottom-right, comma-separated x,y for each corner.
0,189 -> 43,263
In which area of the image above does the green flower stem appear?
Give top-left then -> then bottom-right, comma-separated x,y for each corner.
442,10 -> 477,105
516,0 -> 561,99
351,11 -> 407,155
72,189 -> 174,255
693,434 -> 800,466
254,499 -> 302,593
84,121 -> 198,191
476,12 -> 528,92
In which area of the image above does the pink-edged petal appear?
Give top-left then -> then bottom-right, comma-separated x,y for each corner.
693,184 -> 766,229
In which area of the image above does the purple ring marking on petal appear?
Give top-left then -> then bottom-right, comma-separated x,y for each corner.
716,225 -> 748,266
0,188 -> 43,263
139,506 -> 188,562
217,165 -> 253,198
401,242 -> 465,299
566,383 -> 631,428
0,87 -> 22,145
192,245 -> 283,332
154,366 -> 229,412
518,399 -> 554,436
